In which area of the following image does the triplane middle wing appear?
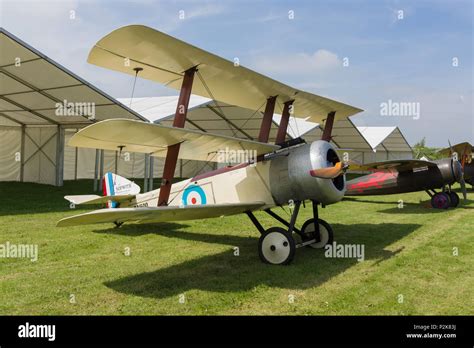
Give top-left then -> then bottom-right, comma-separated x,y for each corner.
69,119 -> 279,162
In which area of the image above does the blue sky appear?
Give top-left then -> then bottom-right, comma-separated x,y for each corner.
2,0 -> 472,146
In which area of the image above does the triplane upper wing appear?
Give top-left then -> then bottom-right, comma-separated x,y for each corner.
88,25 -> 363,124
57,202 -> 265,227
69,119 -> 279,162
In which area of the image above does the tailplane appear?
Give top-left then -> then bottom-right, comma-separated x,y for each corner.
64,172 -> 140,208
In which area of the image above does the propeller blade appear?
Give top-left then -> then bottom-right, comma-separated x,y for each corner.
309,161 -> 347,179
460,176 -> 468,200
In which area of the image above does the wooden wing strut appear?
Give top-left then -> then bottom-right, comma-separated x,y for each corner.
158,67 -> 196,206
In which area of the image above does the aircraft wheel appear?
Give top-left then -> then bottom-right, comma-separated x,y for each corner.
258,227 -> 295,265
301,218 -> 334,249
448,192 -> 460,208
431,192 -> 451,209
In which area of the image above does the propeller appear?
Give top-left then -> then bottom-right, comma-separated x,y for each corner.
309,161 -> 350,179
448,140 -> 468,201
454,160 -> 468,200
460,176 -> 468,200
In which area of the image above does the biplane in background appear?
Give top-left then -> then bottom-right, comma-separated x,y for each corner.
438,142 -> 474,187
345,142 -> 473,209
56,25 -> 366,265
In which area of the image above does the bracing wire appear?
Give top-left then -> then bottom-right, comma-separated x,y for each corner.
276,102 -> 295,139
128,68 -> 142,180
196,71 -> 239,138
129,68 -> 141,107
238,99 -> 267,131
292,107 -> 300,138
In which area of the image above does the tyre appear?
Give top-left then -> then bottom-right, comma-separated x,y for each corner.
301,218 -> 334,249
430,192 -> 451,209
258,227 -> 296,265
448,192 -> 460,208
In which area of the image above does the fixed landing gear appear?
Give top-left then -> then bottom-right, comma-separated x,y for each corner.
247,200 -> 334,265
258,227 -> 295,265
430,192 -> 451,209
301,218 -> 334,249
427,187 -> 459,209
448,192 -> 460,208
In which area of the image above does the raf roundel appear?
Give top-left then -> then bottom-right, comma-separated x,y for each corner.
182,185 -> 207,206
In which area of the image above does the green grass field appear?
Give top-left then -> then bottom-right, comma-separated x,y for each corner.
0,180 -> 473,315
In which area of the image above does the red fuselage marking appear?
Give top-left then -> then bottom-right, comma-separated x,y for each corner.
347,171 -> 397,193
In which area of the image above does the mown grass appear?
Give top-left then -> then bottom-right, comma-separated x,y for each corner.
0,180 -> 473,315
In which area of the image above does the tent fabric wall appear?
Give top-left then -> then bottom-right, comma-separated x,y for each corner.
63,130 -> 77,180
0,28 -> 147,186
0,127 -> 21,181
22,126 -> 58,185
388,151 -> 413,160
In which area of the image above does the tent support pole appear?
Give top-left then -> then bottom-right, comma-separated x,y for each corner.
20,125 -> 25,182
144,154 -> 149,192
149,156 -> 154,191
258,96 -> 277,143
55,125 -> 65,187
275,100 -> 294,144
98,150 -> 104,192
114,150 -> 118,174
321,111 -> 336,142
74,130 -> 78,181
93,149 -> 99,192
158,67 -> 196,206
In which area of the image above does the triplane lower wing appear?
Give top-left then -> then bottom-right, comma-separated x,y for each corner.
57,202 -> 265,227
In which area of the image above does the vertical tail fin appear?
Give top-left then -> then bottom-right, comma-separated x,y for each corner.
102,172 -> 140,208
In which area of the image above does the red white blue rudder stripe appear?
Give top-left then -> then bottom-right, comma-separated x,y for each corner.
102,172 -> 140,208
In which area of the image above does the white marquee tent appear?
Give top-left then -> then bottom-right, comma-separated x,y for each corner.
0,28 -> 150,189
293,119 -> 413,164
293,117 -> 374,164
1,28 -> 413,190
356,126 -> 413,161
0,28 -> 291,189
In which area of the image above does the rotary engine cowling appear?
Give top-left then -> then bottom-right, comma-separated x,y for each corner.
436,158 -> 463,184
269,140 -> 346,206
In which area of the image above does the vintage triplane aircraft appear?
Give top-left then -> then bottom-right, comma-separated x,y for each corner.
57,25 -> 365,265
345,142 -> 472,209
